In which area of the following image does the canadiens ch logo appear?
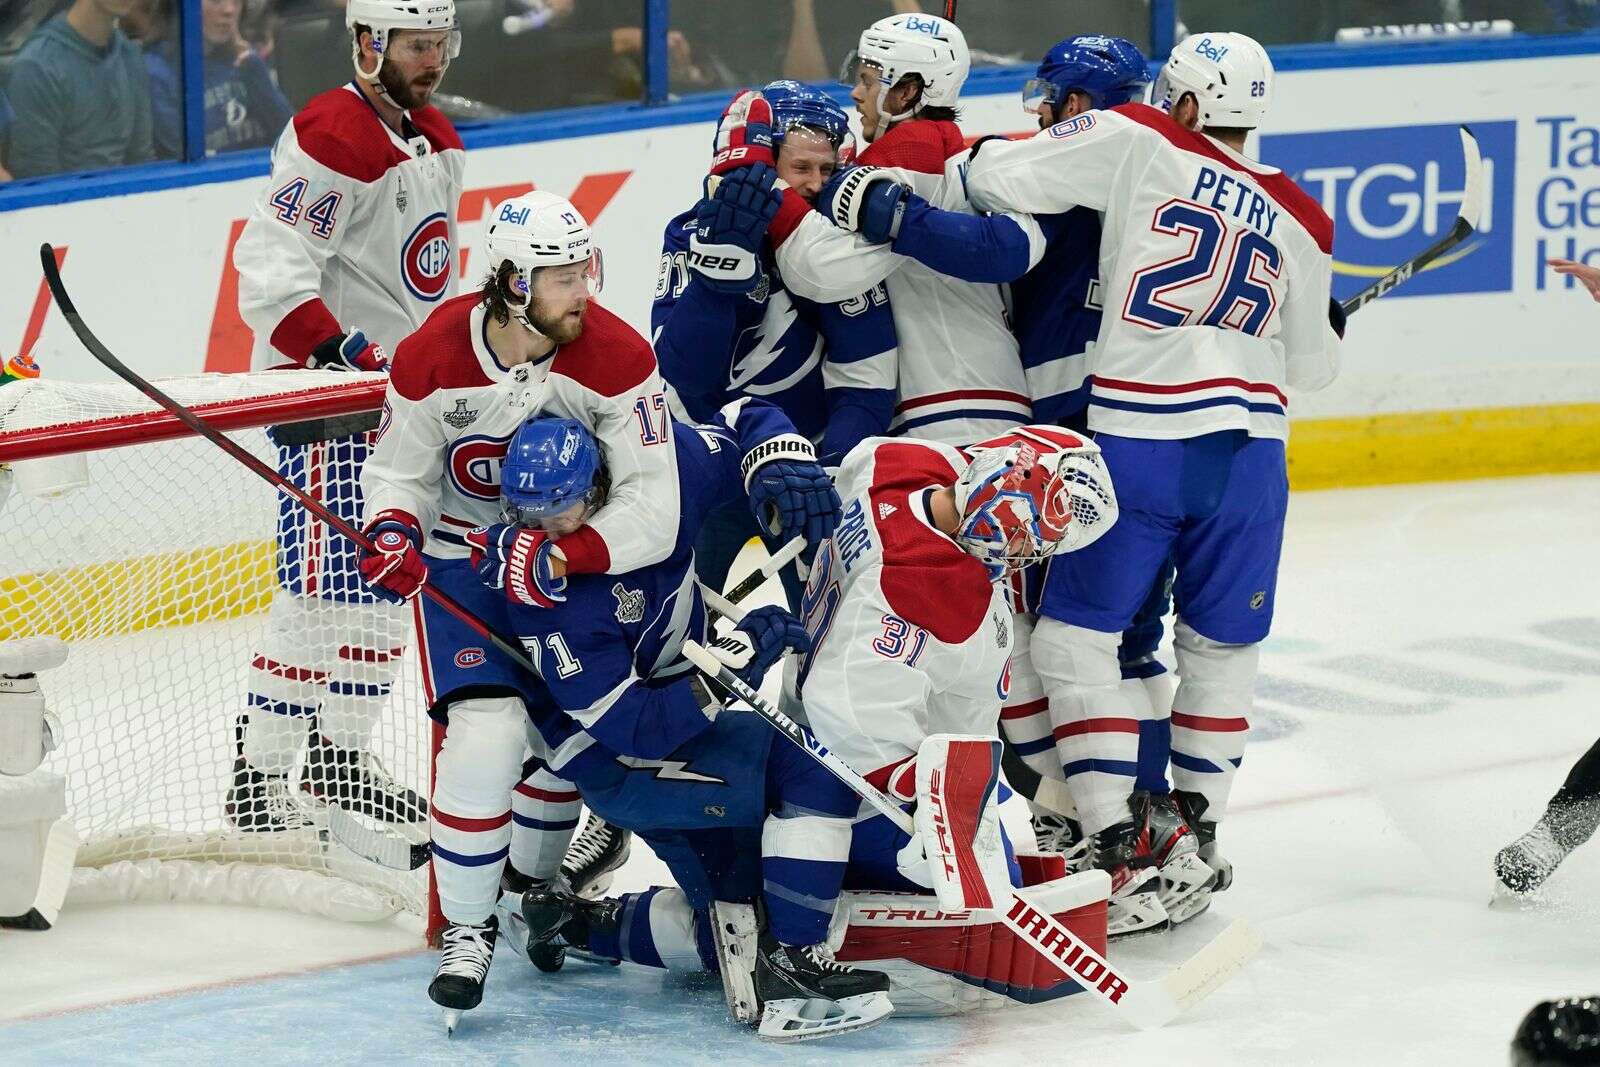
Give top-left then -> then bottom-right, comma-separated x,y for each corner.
442,398 -> 478,429
455,647 -> 486,669
613,583 -> 645,625
447,433 -> 513,501
401,211 -> 452,302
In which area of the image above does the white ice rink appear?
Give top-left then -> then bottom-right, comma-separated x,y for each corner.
3,472 -> 1598,1066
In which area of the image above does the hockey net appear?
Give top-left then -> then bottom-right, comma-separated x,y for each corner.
0,370 -> 432,924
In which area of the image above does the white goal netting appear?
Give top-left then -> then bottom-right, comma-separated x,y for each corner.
0,371 -> 432,923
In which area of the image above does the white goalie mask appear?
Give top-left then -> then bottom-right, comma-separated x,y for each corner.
1152,32 -> 1273,130
841,13 -> 970,139
346,0 -> 461,108
481,192 -> 604,329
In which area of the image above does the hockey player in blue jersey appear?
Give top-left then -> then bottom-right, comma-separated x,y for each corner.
654,79 -> 897,609
428,401 -> 894,1041
819,36 -> 1209,933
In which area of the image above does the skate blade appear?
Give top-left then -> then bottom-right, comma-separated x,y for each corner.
443,1009 -> 462,1037
757,991 -> 894,1042
1165,886 -> 1215,926
1107,889 -> 1170,940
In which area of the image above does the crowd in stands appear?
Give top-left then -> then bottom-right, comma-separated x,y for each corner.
0,0 -> 1593,181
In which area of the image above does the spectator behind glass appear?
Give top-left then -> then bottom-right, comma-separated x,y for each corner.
6,0 -> 157,177
143,0 -> 293,156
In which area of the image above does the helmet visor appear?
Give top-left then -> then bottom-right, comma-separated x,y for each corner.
839,52 -> 883,91
1150,69 -> 1178,113
1021,77 -> 1058,117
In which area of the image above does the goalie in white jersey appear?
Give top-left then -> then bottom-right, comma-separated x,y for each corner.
963,32 -> 1344,906
792,426 -> 1117,893
226,0 -> 466,833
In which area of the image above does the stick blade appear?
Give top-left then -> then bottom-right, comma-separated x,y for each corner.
1158,917 -> 1263,1013
1455,125 -> 1484,234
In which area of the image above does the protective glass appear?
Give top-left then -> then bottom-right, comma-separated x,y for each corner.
530,249 -> 605,300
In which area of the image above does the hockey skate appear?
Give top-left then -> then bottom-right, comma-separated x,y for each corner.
512,884 -> 622,972
1088,809 -> 1169,938
753,924 -> 893,1042
562,812 -> 631,898
1175,789 -> 1232,893
225,756 -> 317,833
300,732 -> 427,825
1496,796 -> 1600,895
1031,811 -> 1086,860
1144,791 -> 1217,924
430,915 -> 498,1036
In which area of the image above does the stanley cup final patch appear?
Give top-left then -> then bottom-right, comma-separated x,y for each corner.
613,582 -> 646,624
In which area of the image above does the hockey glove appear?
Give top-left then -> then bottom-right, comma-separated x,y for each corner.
466,524 -> 567,608
690,162 -> 783,294
358,513 -> 427,603
743,434 -> 841,545
819,166 -> 910,244
310,329 -> 389,373
710,605 -> 810,688
710,90 -> 776,176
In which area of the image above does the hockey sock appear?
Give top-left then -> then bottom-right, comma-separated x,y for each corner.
510,765 -> 583,882
431,698 -> 528,925
1555,736 -> 1600,805
601,887 -> 703,970
1168,622 -> 1256,822
761,741 -> 856,946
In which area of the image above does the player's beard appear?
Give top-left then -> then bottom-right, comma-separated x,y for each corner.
527,298 -> 586,344
378,61 -> 442,110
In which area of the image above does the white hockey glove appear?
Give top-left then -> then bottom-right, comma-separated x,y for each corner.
818,166 -> 910,243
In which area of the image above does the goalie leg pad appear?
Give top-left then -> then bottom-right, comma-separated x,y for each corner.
910,735 -> 1012,914
710,899 -> 762,1024
0,771 -> 67,919
829,870 -> 1111,1016
431,696 -> 528,925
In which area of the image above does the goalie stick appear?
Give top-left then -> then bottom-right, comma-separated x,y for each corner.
679,639 -> 1261,1031
1341,125 -> 1482,316
38,244 -> 547,872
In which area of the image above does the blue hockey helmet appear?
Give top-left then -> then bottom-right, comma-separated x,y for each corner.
763,79 -> 850,150
1023,35 -> 1149,118
500,417 -> 604,527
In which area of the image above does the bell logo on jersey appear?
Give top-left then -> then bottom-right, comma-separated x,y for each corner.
447,433 -> 513,501
401,211 -> 453,302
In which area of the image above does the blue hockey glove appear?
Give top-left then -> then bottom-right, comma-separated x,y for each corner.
710,605 -> 811,688
690,162 -> 783,293
746,452 -> 841,546
466,523 -> 567,608
310,329 -> 388,373
819,165 -> 911,244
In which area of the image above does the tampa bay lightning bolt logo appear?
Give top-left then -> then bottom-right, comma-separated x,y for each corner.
446,433 -> 513,501
401,211 -> 452,301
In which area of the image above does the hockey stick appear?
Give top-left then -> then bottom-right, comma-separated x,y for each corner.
679,639 -> 1261,1030
1340,125 -> 1482,316
704,535 -> 806,627
999,733 -> 1078,816
38,245 -> 547,871
943,1 -> 958,20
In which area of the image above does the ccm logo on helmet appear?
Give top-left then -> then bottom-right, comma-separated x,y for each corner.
447,433 -> 513,501
401,211 -> 453,301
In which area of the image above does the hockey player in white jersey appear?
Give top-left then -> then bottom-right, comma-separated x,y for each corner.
961,32 -> 1343,904
742,13 -> 1035,445
793,426 -> 1117,893
226,0 -> 466,833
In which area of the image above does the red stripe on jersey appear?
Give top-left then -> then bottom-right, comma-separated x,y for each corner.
251,656 -> 329,683
436,513 -> 479,529
1001,697 -> 1048,720
515,783 -> 581,804
1171,711 -> 1249,732
1111,103 -> 1334,255
858,119 -> 966,174
1053,717 -> 1142,740
1094,375 -> 1289,407
767,187 -> 813,248
389,293 -> 493,403
895,389 -> 1032,415
268,298 -> 343,365
548,301 -> 658,399
338,645 -> 405,664
432,807 -> 511,832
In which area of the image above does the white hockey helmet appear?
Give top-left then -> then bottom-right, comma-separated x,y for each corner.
481,192 -> 604,322
346,0 -> 460,102
842,13 -> 970,137
953,427 -> 1118,581
1153,32 -> 1273,130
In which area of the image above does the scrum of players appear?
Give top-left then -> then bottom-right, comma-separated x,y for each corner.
223,0 -> 1351,1043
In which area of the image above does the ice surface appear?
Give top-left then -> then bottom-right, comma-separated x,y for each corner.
3,474 -> 1598,1065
